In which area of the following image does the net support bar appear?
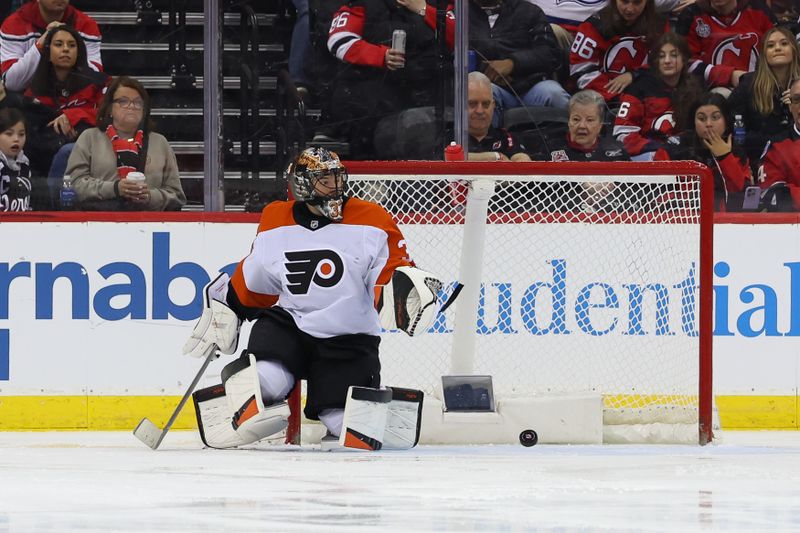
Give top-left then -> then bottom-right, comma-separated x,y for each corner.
450,179 -> 496,374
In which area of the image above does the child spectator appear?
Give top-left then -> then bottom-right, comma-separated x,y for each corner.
728,26 -> 799,169
613,32 -> 703,159
0,0 -> 102,92
655,92 -> 752,210
570,0 -> 666,102
675,0 -> 775,95
22,24 -> 108,205
0,107 -> 32,212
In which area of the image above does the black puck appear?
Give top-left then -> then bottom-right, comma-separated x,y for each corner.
519,429 -> 538,447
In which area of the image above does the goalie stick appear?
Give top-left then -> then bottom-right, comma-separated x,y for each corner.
439,282 -> 463,315
133,349 -> 217,450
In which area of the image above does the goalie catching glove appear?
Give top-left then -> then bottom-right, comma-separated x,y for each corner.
378,266 -> 442,336
183,273 -> 241,358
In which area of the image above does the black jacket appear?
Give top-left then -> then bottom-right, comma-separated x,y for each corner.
468,0 -> 562,95
0,151 -> 31,212
728,71 -> 792,167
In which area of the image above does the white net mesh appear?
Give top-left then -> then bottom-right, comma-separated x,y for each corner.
346,161 -> 710,432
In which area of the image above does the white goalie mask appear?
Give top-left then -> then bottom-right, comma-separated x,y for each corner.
287,147 -> 349,221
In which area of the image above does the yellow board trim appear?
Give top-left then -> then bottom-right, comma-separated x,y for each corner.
716,395 -> 798,429
0,394 -> 797,430
0,396 -> 198,430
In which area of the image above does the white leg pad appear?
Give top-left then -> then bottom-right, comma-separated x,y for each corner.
222,353 -> 290,445
383,388 -> 424,450
338,386 -> 392,451
223,353 -> 265,415
233,401 -> 291,445
193,384 -> 249,449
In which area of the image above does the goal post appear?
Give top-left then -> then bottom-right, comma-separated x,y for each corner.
340,160 -> 714,445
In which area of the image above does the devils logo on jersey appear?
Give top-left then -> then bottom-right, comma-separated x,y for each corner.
711,32 -> 760,71
285,249 -> 345,294
604,36 -> 648,74
652,112 -> 675,135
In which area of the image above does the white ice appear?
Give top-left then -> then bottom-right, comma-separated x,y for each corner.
1,430 -> 800,532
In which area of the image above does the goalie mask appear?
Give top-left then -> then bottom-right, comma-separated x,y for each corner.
287,147 -> 349,221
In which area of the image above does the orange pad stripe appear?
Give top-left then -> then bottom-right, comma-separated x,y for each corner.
237,398 -> 260,426
343,430 -> 375,451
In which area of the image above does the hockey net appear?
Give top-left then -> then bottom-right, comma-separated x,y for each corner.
336,160 -> 715,445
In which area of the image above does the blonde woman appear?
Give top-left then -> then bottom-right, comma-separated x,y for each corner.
729,26 -> 800,166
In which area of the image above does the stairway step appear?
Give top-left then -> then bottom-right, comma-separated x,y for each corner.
101,42 -> 283,52
88,12 -> 275,26
138,76 -> 276,90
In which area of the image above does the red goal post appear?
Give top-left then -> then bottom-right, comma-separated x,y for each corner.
293,160 -> 715,445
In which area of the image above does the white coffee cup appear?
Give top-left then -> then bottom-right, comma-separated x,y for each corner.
127,171 -> 146,183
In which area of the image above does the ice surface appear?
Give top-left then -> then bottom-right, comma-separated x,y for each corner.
1,430 -> 800,532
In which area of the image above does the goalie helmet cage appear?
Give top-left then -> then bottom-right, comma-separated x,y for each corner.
286,160 -> 714,445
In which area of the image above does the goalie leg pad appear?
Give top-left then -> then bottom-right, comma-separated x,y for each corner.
382,387 -> 424,450
193,384 -> 290,449
379,266 -> 442,337
221,353 -> 290,445
193,384 -> 248,449
338,386 -> 392,451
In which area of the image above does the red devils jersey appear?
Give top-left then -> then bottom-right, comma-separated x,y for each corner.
570,15 -> 659,101
230,198 -> 413,338
683,6 -> 774,88
327,1 -> 454,69
24,71 -> 109,128
613,73 -> 676,155
758,124 -> 800,207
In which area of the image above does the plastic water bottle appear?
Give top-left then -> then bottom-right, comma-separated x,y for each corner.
444,141 -> 465,162
733,115 -> 746,147
60,175 -> 77,211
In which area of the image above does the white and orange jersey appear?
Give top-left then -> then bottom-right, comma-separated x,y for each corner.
230,198 -> 412,338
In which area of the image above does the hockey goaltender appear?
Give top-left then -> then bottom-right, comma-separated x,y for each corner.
182,147 -> 443,451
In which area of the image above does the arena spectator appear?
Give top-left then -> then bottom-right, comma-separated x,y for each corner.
66,76 -> 186,211
655,92 -> 751,210
469,0 -> 569,125
675,0 -> 775,95
326,0 -> 454,158
530,90 -> 630,212
728,26 -> 799,168
757,78 -> 800,209
531,89 -> 629,161
289,0 -> 310,96
21,25 -> 108,207
466,72 -> 531,161
0,0 -> 102,92
764,0 -> 797,27
613,32 -> 703,159
0,107 -> 31,211
570,0 -> 666,102
526,0 -> 693,50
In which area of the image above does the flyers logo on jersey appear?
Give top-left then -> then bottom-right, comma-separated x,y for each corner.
285,250 -> 345,295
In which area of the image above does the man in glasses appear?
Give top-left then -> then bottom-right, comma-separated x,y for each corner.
757,79 -> 800,210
